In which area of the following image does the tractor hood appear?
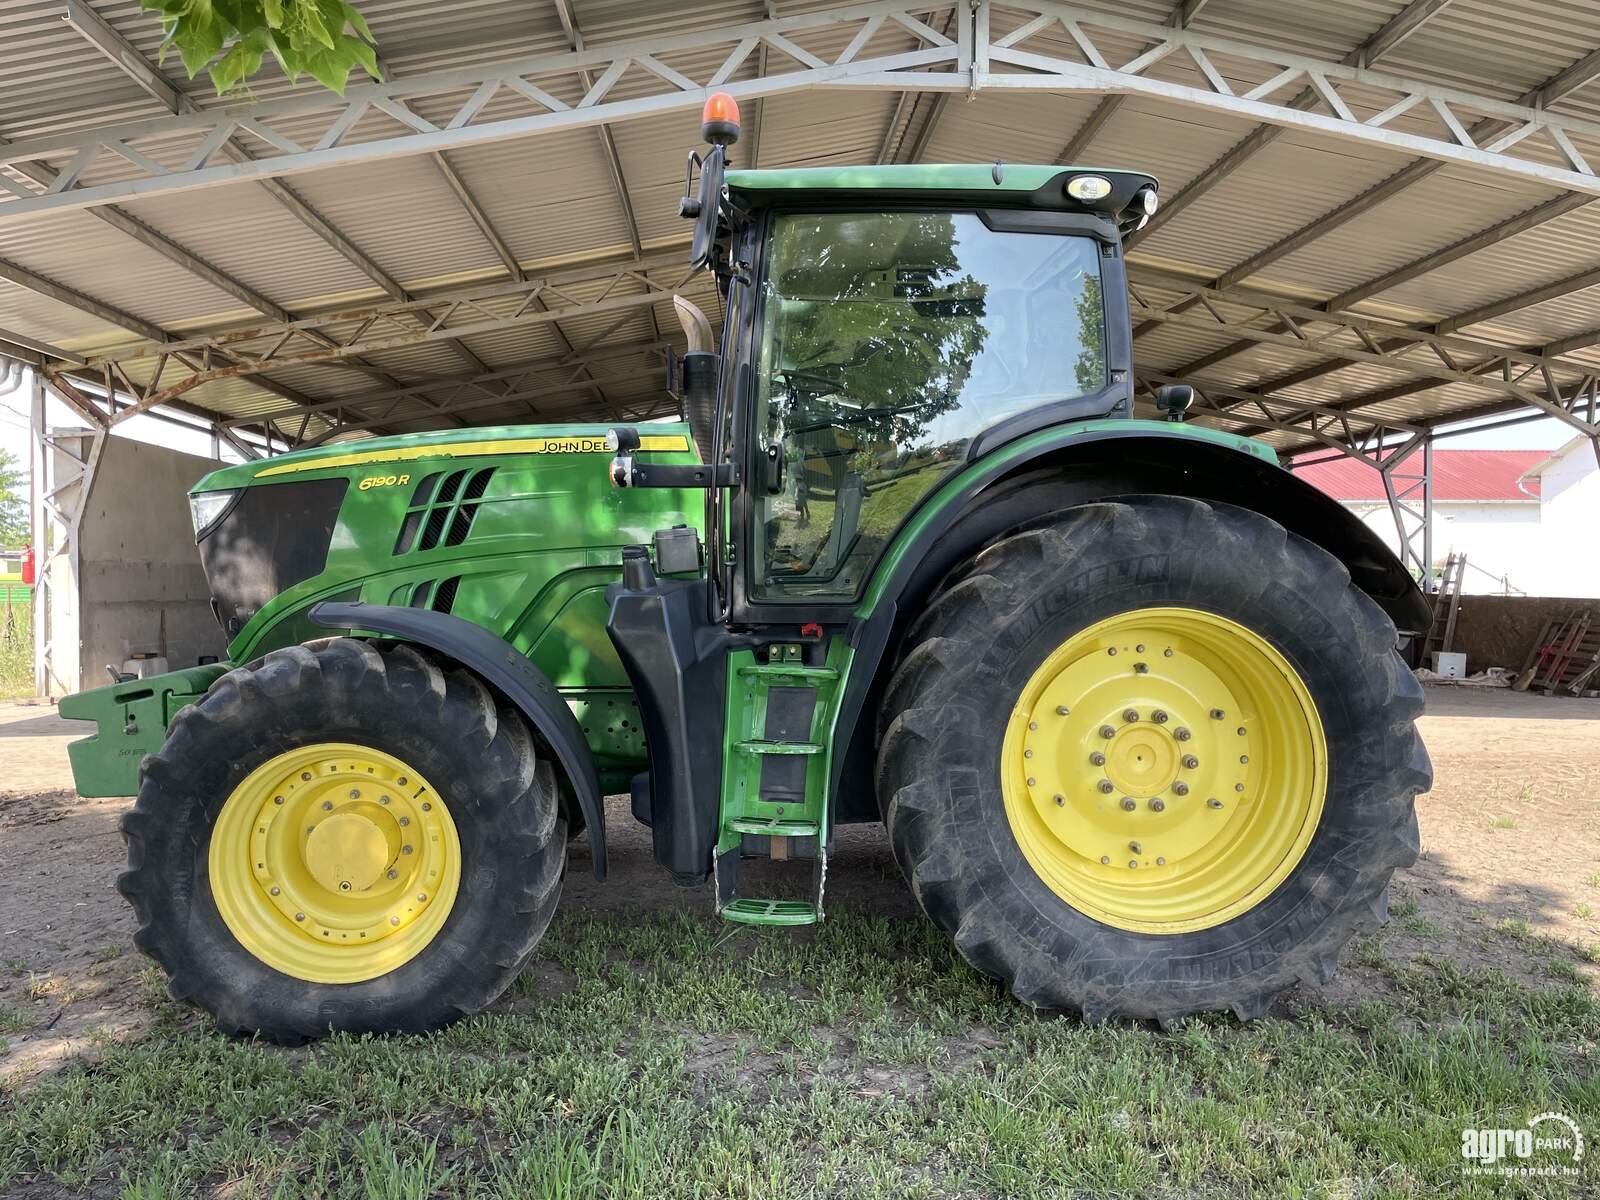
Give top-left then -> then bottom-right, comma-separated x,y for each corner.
191,423 -> 693,495
186,422 -> 704,665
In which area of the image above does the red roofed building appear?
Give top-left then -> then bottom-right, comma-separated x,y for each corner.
1293,451 -> 1545,503
1292,449 -> 1580,596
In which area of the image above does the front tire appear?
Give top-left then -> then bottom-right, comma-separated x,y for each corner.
119,638 -> 565,1041
877,496 -> 1430,1023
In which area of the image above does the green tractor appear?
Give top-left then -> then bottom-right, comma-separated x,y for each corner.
62,94 -> 1430,1040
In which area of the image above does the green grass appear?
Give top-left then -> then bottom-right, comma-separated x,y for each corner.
0,603 -> 31,699
0,909 -> 1595,1198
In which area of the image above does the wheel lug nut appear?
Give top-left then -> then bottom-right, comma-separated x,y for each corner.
402,844 -> 414,855
273,796 -> 284,806
1156,856 -> 1166,865
269,886 -> 281,896
1149,798 -> 1165,812
1211,709 -> 1225,720
1023,749 -> 1033,759
1100,855 -> 1110,864
1028,721 -> 1038,731
1123,709 -> 1139,723
1174,727 -> 1191,742
1209,798 -> 1224,809
390,916 -> 401,926
1129,841 -> 1142,854
1182,755 -> 1199,769
1134,662 -> 1148,674
1056,705 -> 1070,716
417,893 -> 427,902
1239,755 -> 1249,764
1099,725 -> 1117,739
387,869 -> 398,880
321,801 -> 333,811
339,881 -> 351,892
1054,794 -> 1065,807
1027,777 -> 1037,787
1152,710 -> 1168,724
1090,751 -> 1106,766
421,802 -> 431,812
1235,783 -> 1245,792
294,912 -> 305,922
1172,782 -> 1189,796
1107,647 -> 1118,656
1128,860 -> 1138,869
1163,648 -> 1173,657
1099,780 -> 1115,794
1119,796 -> 1136,811
301,772 -> 312,781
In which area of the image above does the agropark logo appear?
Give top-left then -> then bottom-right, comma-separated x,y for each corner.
1461,1112 -> 1585,1179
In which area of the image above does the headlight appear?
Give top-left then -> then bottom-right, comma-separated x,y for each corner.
189,489 -> 237,540
1138,187 -> 1159,215
1066,174 -> 1112,201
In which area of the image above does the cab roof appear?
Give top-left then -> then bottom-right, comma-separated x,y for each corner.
725,164 -> 1157,214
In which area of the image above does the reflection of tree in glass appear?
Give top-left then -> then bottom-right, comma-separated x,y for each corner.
769,213 -> 989,460
1073,272 -> 1106,396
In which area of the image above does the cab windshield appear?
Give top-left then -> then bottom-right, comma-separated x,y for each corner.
752,210 -> 1108,600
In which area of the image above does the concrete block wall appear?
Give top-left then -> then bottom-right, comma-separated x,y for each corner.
1437,594 -> 1598,675
74,437 -> 227,691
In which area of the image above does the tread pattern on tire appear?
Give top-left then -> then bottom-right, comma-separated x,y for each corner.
876,496 -> 1430,1025
119,637 -> 566,1042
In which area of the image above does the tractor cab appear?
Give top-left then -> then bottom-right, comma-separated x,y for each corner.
602,95 -> 1169,920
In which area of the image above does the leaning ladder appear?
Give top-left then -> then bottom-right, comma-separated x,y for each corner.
1422,552 -> 1465,664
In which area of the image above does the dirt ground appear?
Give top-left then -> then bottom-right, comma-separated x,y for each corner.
1,684 -> 1597,1083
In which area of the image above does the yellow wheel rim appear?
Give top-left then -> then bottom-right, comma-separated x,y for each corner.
208,743 -> 461,984
1000,607 -> 1326,934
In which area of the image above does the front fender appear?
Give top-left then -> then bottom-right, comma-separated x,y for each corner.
310,602 -> 607,879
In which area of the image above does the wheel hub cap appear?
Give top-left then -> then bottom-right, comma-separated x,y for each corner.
208,743 -> 461,983
1001,607 -> 1327,934
304,811 -> 393,894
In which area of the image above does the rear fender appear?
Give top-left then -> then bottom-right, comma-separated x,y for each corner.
310,601 -> 607,879
829,424 -> 1428,822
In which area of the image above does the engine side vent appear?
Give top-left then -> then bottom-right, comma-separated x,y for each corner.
432,576 -> 461,614
394,468 -> 496,555
446,468 -> 494,547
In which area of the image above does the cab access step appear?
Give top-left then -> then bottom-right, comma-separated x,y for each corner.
714,646 -> 846,926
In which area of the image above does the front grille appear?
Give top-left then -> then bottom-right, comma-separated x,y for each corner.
395,467 -> 495,554
198,478 -> 347,637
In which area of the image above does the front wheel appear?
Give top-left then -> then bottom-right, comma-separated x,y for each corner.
877,496 -> 1430,1024
119,638 -> 565,1041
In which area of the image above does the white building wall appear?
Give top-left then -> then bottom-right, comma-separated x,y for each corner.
1345,501 -> 1546,595
1532,445 -> 1600,598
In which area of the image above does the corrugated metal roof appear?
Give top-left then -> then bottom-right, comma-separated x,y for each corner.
0,0 -> 1598,452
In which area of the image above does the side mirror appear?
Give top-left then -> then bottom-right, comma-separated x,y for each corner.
1153,383 -> 1194,422
687,144 -> 726,271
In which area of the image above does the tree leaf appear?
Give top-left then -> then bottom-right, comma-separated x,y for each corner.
339,0 -> 373,43
263,0 -> 285,27
339,33 -> 380,83
297,0 -> 337,50
177,11 -> 227,79
303,46 -> 352,94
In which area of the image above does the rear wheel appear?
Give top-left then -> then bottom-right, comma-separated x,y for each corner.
877,496 -> 1429,1023
120,638 -> 565,1041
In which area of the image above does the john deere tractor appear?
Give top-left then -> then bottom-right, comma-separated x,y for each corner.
62,94 -> 1430,1039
